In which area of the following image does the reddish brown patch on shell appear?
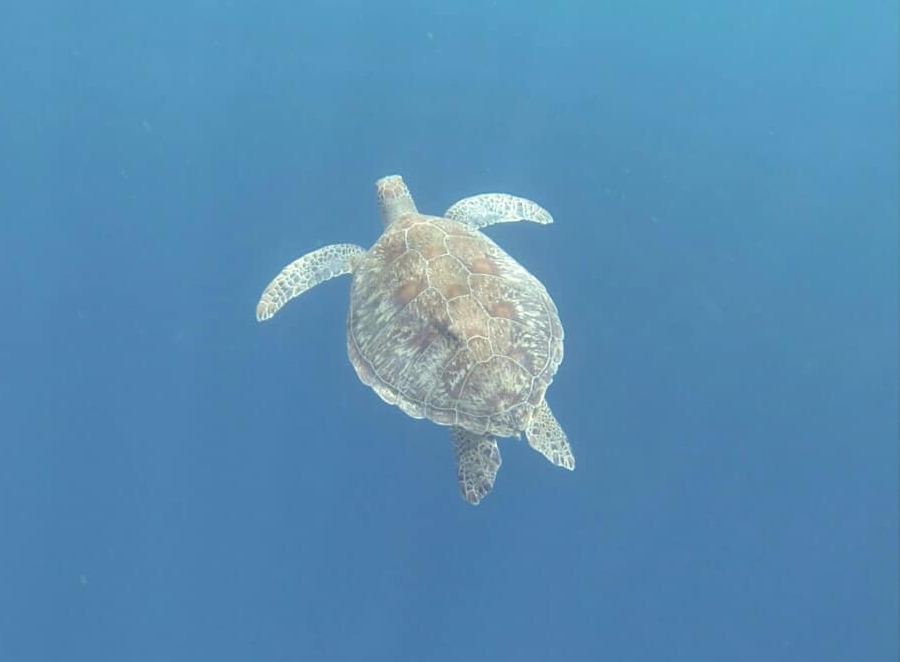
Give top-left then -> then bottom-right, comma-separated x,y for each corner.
469,256 -> 500,275
394,278 -> 426,306
489,300 -> 519,321
444,283 -> 467,299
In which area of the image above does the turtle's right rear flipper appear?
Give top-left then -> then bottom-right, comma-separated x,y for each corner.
526,400 -> 575,470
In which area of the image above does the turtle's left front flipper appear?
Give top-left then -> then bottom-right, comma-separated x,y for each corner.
451,427 -> 502,505
256,243 -> 365,321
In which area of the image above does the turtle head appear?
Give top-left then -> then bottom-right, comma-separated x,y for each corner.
376,175 -> 419,228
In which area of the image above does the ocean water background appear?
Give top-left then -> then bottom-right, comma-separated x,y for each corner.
1,1 -> 897,660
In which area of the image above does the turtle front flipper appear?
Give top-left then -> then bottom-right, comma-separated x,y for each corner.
444,194 -> 554,230
526,400 -> 575,470
256,243 -> 366,321
451,427 -> 502,505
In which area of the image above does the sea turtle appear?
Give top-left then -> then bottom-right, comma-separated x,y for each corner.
256,175 -> 574,505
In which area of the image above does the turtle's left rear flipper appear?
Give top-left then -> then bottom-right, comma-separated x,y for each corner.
450,427 -> 501,505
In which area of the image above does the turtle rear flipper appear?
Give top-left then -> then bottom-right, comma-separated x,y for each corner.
451,427 -> 501,505
526,400 -> 575,470
256,243 -> 366,321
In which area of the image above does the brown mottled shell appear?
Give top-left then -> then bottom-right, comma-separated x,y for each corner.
347,214 -> 563,438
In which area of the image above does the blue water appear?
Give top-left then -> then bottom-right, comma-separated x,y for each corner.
1,1 -> 897,660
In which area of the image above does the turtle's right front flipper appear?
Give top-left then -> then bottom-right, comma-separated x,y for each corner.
451,427 -> 502,505
444,194 -> 554,230
256,243 -> 366,321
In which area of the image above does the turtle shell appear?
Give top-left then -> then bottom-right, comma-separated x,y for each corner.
347,214 -> 563,438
